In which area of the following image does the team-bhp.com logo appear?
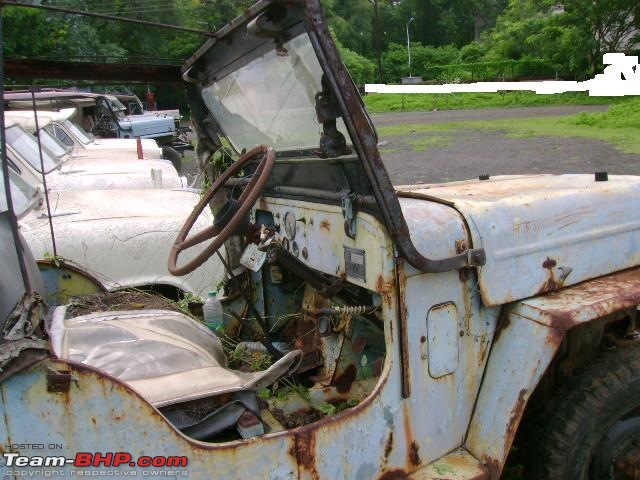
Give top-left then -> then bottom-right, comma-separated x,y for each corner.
3,452 -> 188,468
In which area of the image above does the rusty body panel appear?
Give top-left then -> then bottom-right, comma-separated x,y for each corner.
510,266 -> 640,330
465,315 -> 562,479
5,58 -> 182,84
466,266 -> 640,477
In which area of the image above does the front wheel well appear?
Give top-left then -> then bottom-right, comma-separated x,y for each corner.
507,310 -> 640,474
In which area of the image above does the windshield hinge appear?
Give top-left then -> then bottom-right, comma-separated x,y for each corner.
341,192 -> 357,239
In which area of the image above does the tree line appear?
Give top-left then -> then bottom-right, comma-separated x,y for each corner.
3,0 -> 639,97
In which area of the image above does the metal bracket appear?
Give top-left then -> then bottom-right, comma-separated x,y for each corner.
467,248 -> 486,267
341,192 -> 357,239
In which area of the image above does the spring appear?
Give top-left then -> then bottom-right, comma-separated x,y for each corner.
331,305 -> 368,315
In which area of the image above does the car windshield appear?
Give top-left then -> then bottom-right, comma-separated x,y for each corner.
200,33 -> 348,153
38,129 -> 70,158
5,125 -> 60,173
63,120 -> 94,144
0,165 -> 39,216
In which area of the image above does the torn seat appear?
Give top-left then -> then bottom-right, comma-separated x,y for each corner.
49,307 -> 302,439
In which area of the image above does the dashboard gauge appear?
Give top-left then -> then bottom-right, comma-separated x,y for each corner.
284,211 -> 296,239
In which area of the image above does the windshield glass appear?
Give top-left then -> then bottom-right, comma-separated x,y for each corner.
63,120 -> 93,144
109,97 -> 127,112
45,123 -> 75,147
5,125 -> 60,173
38,129 -> 70,158
201,33 -> 348,152
0,165 -> 39,216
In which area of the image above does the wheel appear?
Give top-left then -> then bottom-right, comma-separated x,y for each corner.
168,145 -> 275,276
162,146 -> 183,173
525,344 -> 640,480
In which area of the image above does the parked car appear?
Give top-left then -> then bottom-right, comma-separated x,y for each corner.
5,120 -> 184,190
4,89 -> 190,171
5,108 -> 164,158
2,166 -> 223,299
1,2 -> 639,480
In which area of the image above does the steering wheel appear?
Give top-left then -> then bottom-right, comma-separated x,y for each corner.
168,145 -> 276,276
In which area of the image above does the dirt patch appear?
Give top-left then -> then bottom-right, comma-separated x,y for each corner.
271,407 -> 324,429
66,290 -> 182,318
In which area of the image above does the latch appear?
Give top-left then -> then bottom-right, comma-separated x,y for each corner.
341,192 -> 357,239
47,369 -> 73,393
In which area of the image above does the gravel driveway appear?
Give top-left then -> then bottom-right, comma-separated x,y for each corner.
372,105 -> 640,185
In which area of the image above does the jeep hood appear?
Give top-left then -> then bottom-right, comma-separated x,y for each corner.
19,188 -> 223,297
49,157 -> 181,190
398,174 -> 640,306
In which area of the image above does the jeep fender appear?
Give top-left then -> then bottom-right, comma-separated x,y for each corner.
465,266 -> 640,478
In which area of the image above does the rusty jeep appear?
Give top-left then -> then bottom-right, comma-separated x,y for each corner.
1,1 -> 639,479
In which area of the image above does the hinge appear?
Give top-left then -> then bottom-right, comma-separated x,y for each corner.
341,192 -> 357,239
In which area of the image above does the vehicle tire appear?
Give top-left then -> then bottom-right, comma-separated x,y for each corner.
525,344 -> 640,480
162,146 -> 182,173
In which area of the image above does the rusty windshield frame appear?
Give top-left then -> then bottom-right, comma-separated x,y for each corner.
182,0 -> 485,274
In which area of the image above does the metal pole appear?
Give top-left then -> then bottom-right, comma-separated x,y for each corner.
406,17 -> 414,78
30,89 -> 58,258
0,6 -> 31,290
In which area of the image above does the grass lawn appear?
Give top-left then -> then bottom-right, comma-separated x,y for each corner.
364,91 -> 624,113
377,97 -> 640,154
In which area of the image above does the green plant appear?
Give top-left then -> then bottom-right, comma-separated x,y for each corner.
176,291 -> 202,315
43,251 -> 64,268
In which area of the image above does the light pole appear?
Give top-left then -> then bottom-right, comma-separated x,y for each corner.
406,16 -> 415,78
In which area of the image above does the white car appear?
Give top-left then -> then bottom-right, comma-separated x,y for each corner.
4,166 -> 224,298
5,121 -> 184,191
5,108 -> 164,158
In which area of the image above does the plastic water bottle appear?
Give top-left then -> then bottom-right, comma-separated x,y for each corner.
203,290 -> 223,333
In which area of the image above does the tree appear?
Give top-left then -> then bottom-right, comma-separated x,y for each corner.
564,0 -> 640,75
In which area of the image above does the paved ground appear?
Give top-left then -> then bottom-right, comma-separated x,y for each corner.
372,105 -> 640,185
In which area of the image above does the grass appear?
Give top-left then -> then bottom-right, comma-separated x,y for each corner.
377,97 -> 640,155
364,91 -> 623,113
407,135 -> 452,153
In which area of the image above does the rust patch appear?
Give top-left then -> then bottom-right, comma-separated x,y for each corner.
377,469 -> 408,480
401,401 -> 420,471
397,261 -> 411,398
334,364 -> 357,394
484,456 -> 501,480
383,431 -> 394,462
530,267 -> 640,331
320,219 -> 330,231
502,388 -> 528,471
537,277 -> 559,295
545,326 -> 566,347
408,441 -> 421,466
376,274 -> 395,307
537,257 -> 563,295
293,430 -> 319,480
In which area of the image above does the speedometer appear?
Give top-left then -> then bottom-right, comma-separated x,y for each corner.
284,211 -> 296,239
